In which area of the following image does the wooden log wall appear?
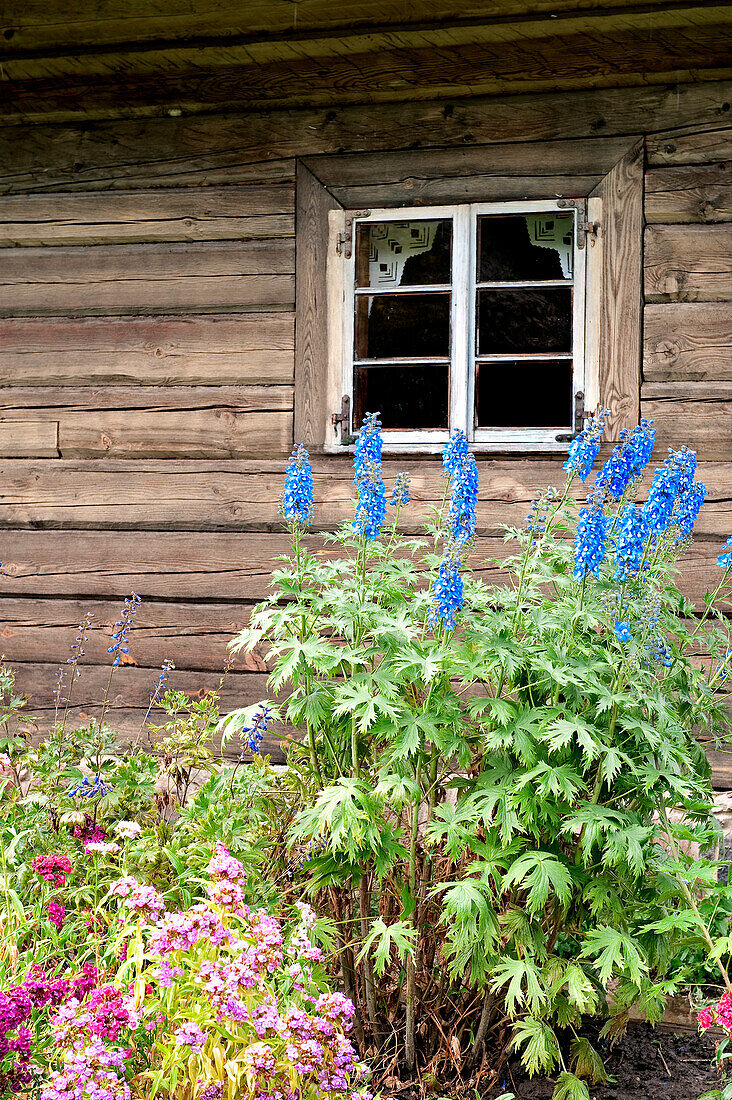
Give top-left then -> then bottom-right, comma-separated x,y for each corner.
0,81 -> 729,773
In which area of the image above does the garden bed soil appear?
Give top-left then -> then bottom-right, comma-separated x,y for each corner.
481,1023 -> 719,1100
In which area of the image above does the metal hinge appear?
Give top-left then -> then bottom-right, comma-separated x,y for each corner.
331,394 -> 354,444
557,197 -> 599,249
335,209 -> 371,258
555,390 -> 589,442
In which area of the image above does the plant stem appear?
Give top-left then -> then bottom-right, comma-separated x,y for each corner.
359,874 -> 378,1037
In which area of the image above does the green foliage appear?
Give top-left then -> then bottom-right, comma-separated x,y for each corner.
224,452 -> 732,1084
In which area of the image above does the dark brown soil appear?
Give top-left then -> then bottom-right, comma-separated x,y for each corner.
482,1023 -> 719,1100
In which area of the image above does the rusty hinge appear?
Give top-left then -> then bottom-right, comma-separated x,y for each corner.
331,394 -> 354,444
557,198 -> 599,249
555,390 -> 589,442
335,210 -> 371,258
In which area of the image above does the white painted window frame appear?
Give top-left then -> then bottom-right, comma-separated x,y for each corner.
332,199 -> 589,453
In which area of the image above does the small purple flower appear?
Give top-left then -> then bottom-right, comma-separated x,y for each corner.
174,1021 -> 206,1052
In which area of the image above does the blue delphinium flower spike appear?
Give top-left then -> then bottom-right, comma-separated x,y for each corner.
282,443 -> 314,526
675,480 -> 706,540
390,472 -> 411,508
717,537 -> 732,569
563,408 -> 607,483
614,620 -> 631,643
526,487 -> 556,542
613,503 -> 648,582
429,551 -> 464,632
240,703 -> 273,756
642,447 -> 697,539
353,413 -> 386,539
573,493 -> 607,581
446,453 -> 478,546
595,418 -> 656,500
108,593 -> 141,667
442,429 -> 469,478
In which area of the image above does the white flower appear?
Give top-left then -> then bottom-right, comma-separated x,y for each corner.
84,841 -> 121,855
114,820 -> 142,839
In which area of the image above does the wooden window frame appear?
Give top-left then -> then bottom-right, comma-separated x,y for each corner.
295,139 -> 643,452
338,200 -> 586,453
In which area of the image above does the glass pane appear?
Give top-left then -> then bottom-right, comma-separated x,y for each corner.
355,292 -> 450,359
475,360 -> 572,428
477,213 -> 574,281
477,287 -> 572,354
354,364 -> 449,430
355,219 -> 452,288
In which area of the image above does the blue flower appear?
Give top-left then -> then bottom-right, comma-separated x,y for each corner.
595,419 -> 656,500
442,429 -> 469,478
446,453 -> 478,546
642,447 -> 697,538
674,479 -> 706,540
353,413 -> 386,539
713,650 -> 732,682
573,494 -> 607,581
563,408 -> 607,482
107,593 -> 141,667
282,443 -> 314,526
613,620 -> 631,643
240,703 -> 273,755
718,537 -> 732,569
390,472 -> 411,508
613,503 -> 649,582
646,636 -> 673,667
68,775 -> 110,799
429,551 -> 464,632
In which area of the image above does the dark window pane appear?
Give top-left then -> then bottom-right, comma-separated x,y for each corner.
477,287 -> 572,354
475,360 -> 572,428
355,219 -> 452,288
477,213 -> 574,281
355,364 -> 449,430
355,293 -> 450,359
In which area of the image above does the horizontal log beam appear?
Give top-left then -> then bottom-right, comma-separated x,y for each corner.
643,302 -> 732,381
4,13 -> 729,122
0,458 -> 728,536
0,184 -> 295,246
1,82 -> 729,193
0,239 -> 295,316
0,314 -> 295,386
645,163 -> 732,224
645,125 -> 732,167
644,223 -> 732,302
641,385 -> 732,460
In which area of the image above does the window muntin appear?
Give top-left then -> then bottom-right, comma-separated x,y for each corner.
342,200 -> 586,450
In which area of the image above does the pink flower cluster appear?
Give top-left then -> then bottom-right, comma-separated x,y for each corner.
141,843 -> 373,1100
47,902 -> 66,931
110,876 -> 165,923
40,1038 -> 131,1100
73,814 -> 107,849
32,854 -> 72,889
698,990 -> 732,1033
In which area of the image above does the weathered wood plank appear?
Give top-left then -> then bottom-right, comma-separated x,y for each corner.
6,14 -> 728,123
0,458 -> 728,536
590,141 -> 643,438
0,315 -> 295,386
645,224 -> 732,302
1,0 -> 707,55
0,597 -> 261,672
0,388 -> 293,458
0,239 -> 295,316
1,82 -> 729,193
0,184 -> 295,246
294,163 -> 341,451
306,134 -> 633,207
641,383 -> 732,459
645,164 -> 732,224
643,303 -> 732,381
0,421 -> 58,458
0,530 -> 722,607
646,126 -> 732,167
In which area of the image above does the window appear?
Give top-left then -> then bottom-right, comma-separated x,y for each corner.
339,200 -> 587,451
